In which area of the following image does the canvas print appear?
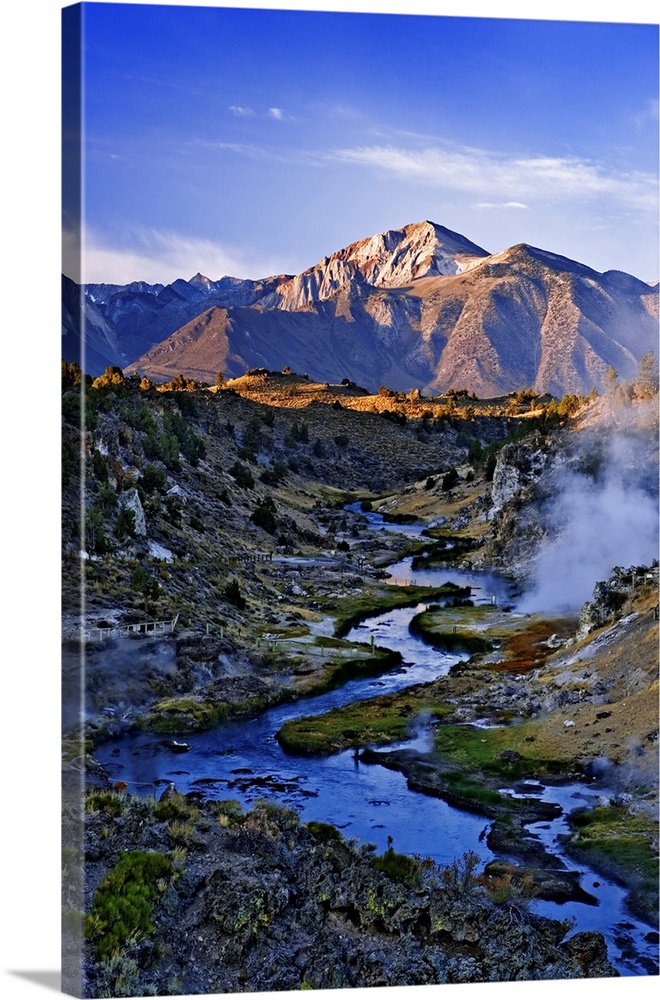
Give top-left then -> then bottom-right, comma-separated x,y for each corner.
61,1 -> 660,996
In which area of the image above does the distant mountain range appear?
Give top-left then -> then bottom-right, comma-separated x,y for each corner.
62,221 -> 659,397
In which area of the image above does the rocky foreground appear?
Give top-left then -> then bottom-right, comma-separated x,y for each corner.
69,791 -> 616,997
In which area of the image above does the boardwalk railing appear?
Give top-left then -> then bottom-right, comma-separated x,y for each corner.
78,614 -> 179,642
263,637 -> 375,657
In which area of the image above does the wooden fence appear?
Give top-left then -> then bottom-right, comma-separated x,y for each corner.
78,614 -> 179,642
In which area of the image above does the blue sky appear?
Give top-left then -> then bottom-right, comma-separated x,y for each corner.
63,0 -> 659,284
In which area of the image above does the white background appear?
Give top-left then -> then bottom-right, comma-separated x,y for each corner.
0,2 -> 657,999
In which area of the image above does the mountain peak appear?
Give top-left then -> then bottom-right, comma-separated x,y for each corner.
189,272 -> 213,288
328,220 -> 490,287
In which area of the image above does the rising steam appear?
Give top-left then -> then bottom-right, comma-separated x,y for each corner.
517,429 -> 659,614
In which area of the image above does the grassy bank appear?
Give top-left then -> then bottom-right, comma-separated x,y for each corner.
409,607 -> 492,655
564,803 -> 659,924
432,721 -> 578,780
277,687 -> 453,755
328,583 -> 471,638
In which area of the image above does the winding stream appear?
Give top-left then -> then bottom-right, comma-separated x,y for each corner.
98,507 -> 658,977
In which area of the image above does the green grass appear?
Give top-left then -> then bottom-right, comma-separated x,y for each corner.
328,583 -> 471,638
277,689 -> 452,755
372,848 -> 421,887
433,723 -> 573,779
441,771 -> 506,807
409,608 -> 492,655
141,690 -> 272,733
85,851 -> 173,960
313,646 -> 403,691
306,820 -> 344,844
85,791 -> 125,818
140,696 -> 231,733
569,804 -> 659,883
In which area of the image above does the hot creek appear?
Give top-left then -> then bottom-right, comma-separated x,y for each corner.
97,507 -> 659,977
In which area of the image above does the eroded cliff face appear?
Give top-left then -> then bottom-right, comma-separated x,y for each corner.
471,438 -> 555,583
490,442 -> 549,513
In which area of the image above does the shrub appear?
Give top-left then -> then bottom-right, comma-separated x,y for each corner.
468,439 -> 483,462
372,847 -> 420,887
115,506 -> 136,540
260,461 -> 288,487
62,390 -> 81,423
243,415 -> 263,451
286,420 -> 310,446
230,461 -> 254,489
92,366 -> 126,391
144,429 -> 180,470
442,467 -> 459,491
62,360 -> 83,389
439,850 -> 481,893
306,820 -> 343,843
62,440 -> 78,486
90,449 -> 109,482
96,482 -> 118,515
485,451 -> 497,481
130,566 -> 159,607
251,497 -> 277,534
86,507 -> 110,555
140,463 -> 167,492
85,791 -> 124,818
225,579 -> 246,609
85,851 -> 172,960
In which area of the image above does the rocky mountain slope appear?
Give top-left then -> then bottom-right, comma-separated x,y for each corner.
64,220 -> 658,397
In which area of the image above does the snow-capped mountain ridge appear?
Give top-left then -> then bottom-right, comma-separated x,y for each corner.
322,220 -> 490,286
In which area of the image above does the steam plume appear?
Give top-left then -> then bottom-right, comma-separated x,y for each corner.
518,430 -> 658,614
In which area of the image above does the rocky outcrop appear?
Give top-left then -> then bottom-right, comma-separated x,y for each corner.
79,797 -> 617,997
474,439 -> 552,580
490,441 -> 548,512
578,565 -> 657,635
118,486 -> 146,536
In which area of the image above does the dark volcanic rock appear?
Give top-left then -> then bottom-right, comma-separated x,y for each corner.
79,796 -> 618,997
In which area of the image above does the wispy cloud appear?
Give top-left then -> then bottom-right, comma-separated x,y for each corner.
196,138 -> 312,168
228,105 -> 288,121
475,201 -> 529,210
81,226 -> 287,285
634,97 -> 659,129
331,143 -> 658,215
